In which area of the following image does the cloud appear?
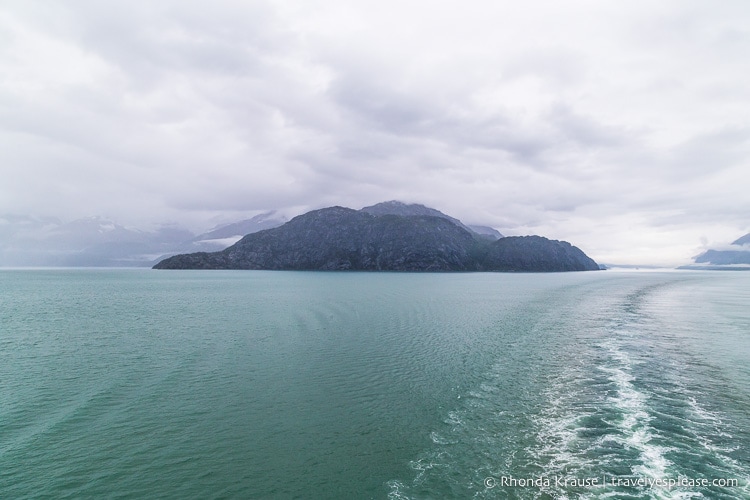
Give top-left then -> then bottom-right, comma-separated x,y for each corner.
1,0 -> 749,264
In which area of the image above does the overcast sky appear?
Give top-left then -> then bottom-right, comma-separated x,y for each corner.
1,0 -> 749,265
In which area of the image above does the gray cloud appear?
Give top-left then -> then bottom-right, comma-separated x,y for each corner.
1,0 -> 749,265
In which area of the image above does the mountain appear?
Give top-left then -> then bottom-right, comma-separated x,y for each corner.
481,235 -> 599,272
184,212 -> 287,253
689,233 -> 750,268
154,205 -> 598,272
360,201 -> 503,239
193,212 -> 286,242
0,213 -> 285,267
0,215 -> 188,267
467,225 -> 504,240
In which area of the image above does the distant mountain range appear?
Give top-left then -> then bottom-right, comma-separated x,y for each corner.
0,212 -> 286,267
682,233 -> 750,270
154,202 -> 598,272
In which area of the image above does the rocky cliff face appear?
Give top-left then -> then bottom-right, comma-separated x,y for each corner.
154,206 -> 599,272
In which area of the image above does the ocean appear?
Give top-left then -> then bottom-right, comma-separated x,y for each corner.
1,269 -> 748,499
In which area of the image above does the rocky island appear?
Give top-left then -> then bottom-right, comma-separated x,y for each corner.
153,203 -> 599,272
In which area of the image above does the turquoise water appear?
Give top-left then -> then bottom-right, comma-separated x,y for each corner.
1,270 -> 748,499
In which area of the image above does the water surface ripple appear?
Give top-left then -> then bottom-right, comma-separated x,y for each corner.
1,270 -> 748,499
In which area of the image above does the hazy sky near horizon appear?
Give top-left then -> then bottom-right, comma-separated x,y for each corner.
1,0 -> 749,265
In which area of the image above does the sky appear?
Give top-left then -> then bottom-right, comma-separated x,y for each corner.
1,0 -> 749,266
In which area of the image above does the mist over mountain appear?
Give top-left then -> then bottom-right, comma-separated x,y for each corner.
0,215 -> 185,267
680,232 -> 750,270
193,212 -> 285,242
466,225 -> 504,241
154,204 -> 597,272
0,212 -> 285,267
184,212 -> 287,253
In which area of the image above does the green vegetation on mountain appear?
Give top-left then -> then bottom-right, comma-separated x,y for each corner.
154,206 -> 598,272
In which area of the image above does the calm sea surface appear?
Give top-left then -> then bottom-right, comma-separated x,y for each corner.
1,269 -> 749,499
